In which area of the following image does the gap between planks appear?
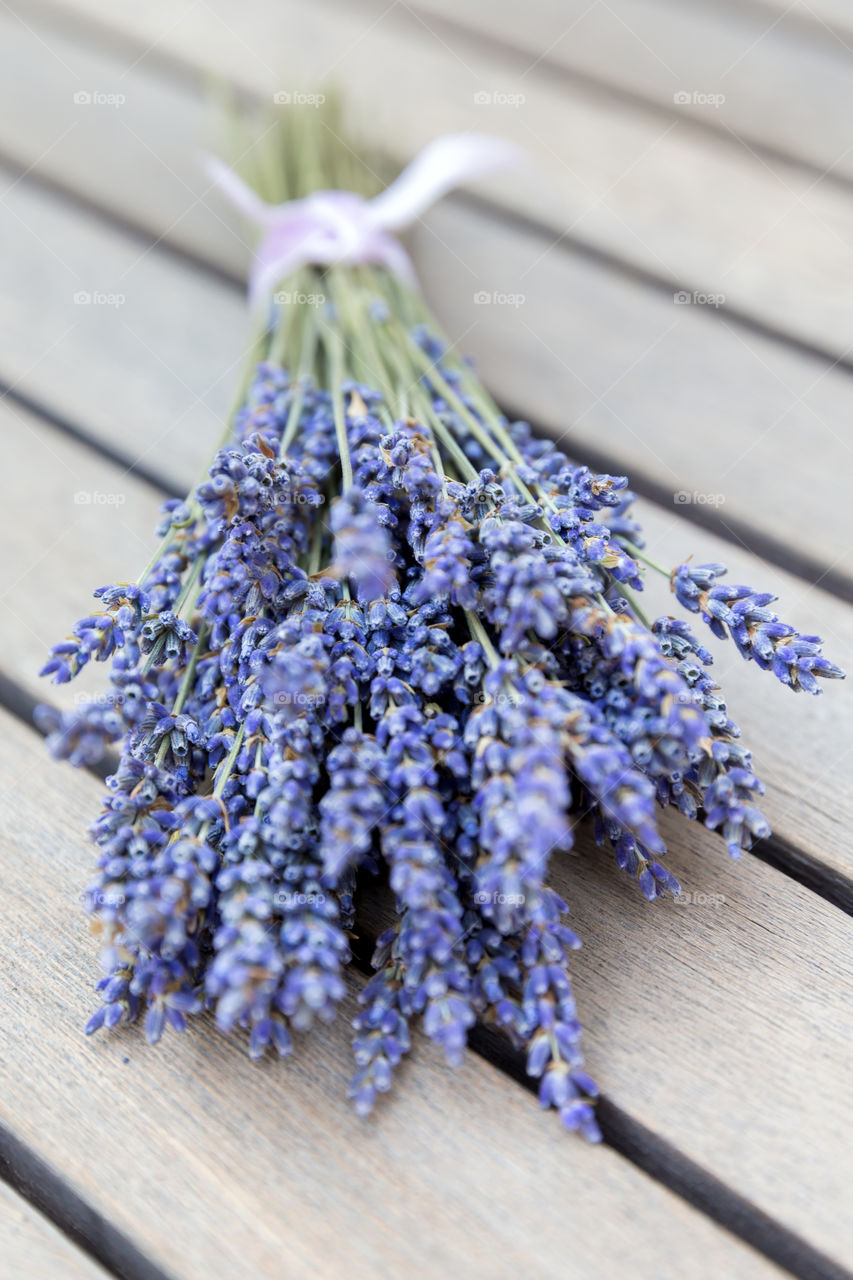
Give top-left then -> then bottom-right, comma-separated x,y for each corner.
0,1176 -> 114,1280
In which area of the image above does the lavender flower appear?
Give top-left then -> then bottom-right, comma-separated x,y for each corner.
38,117 -> 844,1142
671,562 -> 844,691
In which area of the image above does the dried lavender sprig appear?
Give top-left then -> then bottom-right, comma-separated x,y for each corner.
38,107 -> 845,1146
670,561 -> 844,692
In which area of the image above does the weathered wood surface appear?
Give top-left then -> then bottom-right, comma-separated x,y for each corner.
747,0 -> 853,35
0,709 -> 786,1280
408,0 -> 853,183
3,121 -> 853,597
18,0 -> 853,360
2,12 -> 853,592
0,1180 -> 108,1280
2,0 -> 853,1276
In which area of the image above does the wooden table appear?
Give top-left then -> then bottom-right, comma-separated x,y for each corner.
1,2 -> 852,1277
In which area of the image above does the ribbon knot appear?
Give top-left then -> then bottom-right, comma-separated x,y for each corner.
205,132 -> 523,308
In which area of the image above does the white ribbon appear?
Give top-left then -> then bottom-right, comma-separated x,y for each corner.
204,133 -> 523,307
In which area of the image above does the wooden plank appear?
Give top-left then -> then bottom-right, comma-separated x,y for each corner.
0,176 -> 239,495
509,794 -> 853,1269
0,1181 -> 108,1280
408,0 -> 853,184
0,18 -> 850,586
3,142 -> 853,596
17,0 -> 853,361
548,799 -> 853,1270
2,188 -> 853,891
0,709 -> 783,1280
746,0 -> 853,36
416,200 -> 853,592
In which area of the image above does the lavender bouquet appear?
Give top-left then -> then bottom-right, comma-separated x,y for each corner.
38,108 -> 843,1141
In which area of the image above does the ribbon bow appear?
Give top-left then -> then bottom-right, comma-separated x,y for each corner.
205,132 -> 523,308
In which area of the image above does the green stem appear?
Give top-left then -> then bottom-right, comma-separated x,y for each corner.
213,724 -> 246,797
465,610 -> 501,668
323,322 -> 354,490
279,308 -> 319,457
621,541 -> 670,578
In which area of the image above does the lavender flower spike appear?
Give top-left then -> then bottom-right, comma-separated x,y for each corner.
671,561 -> 844,692
38,108 -> 845,1142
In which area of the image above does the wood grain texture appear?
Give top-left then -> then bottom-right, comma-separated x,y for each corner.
746,0 -> 853,36
1,3 -> 851,1271
356,786 -> 853,1267
0,709 -> 784,1280
17,0 -> 853,361
416,200 -> 853,590
408,0 -> 853,183
0,1181 -> 109,1280
0,19 -> 850,583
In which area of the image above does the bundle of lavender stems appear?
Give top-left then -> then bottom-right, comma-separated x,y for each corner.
38,110 -> 844,1141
